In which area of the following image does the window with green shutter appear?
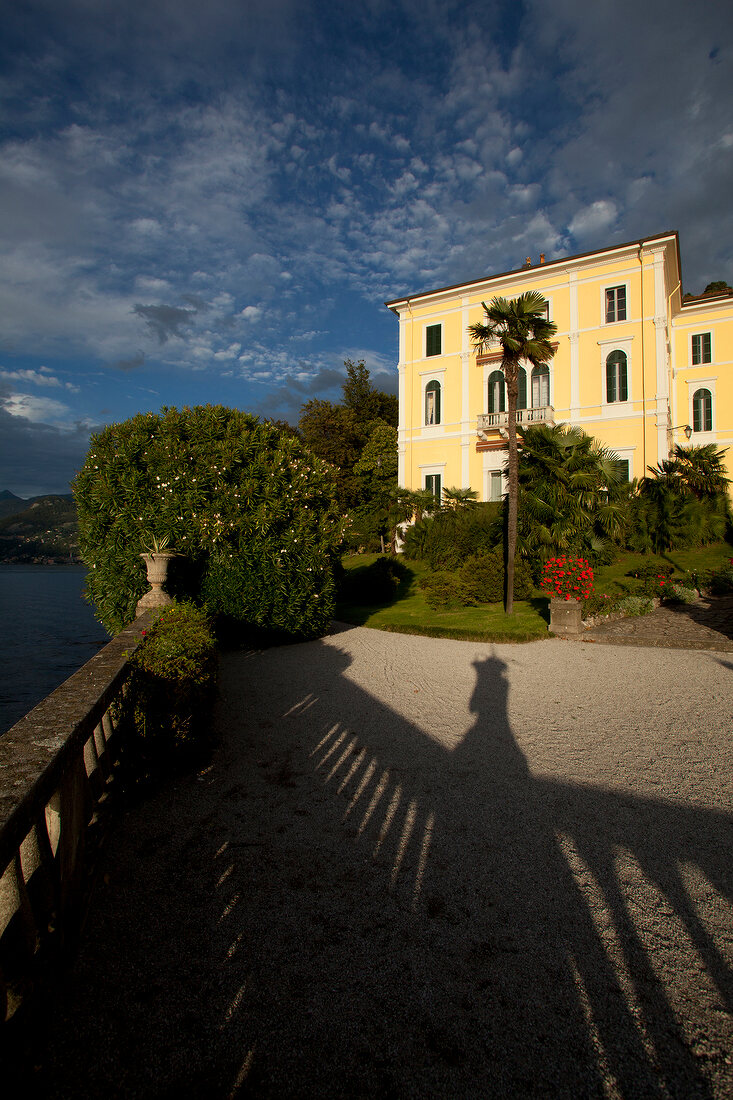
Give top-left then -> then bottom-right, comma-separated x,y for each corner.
691,333 -> 711,364
517,367 -> 527,410
488,370 -> 505,414
605,285 -> 627,323
693,388 -> 712,432
606,350 -> 628,403
425,473 -> 442,500
426,324 -> 442,357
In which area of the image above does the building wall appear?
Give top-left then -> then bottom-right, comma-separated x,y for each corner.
389,234 -> 733,501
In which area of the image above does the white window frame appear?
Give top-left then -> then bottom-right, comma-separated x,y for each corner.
425,322 -> 443,358
598,336 -> 633,413
602,282 -> 629,325
530,363 -> 550,408
690,331 -> 713,366
419,367 -> 446,433
688,378 -> 716,437
420,462 -> 446,504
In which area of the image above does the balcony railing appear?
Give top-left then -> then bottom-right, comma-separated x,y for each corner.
477,406 -> 555,435
0,611 -> 156,1028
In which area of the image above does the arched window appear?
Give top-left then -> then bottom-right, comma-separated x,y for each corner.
531,364 -> 550,408
425,379 -> 441,425
517,367 -> 527,411
488,370 -> 505,414
606,350 -> 628,403
693,388 -> 712,433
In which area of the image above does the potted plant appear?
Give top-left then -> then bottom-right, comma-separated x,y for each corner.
541,557 -> 594,636
137,534 -> 179,615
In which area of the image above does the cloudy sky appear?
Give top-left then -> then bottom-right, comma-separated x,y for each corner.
1,0 -> 732,496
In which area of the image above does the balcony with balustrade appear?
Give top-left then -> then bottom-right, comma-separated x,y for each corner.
477,405 -> 555,439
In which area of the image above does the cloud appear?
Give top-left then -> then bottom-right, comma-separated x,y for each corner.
132,304 -> 197,343
0,367 -> 62,388
1,392 -> 75,425
114,352 -> 146,371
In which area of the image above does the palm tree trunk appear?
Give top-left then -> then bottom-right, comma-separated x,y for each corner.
505,367 -> 519,615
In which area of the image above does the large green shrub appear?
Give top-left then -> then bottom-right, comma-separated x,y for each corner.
458,549 -> 534,603
402,503 -> 502,570
73,406 -> 344,635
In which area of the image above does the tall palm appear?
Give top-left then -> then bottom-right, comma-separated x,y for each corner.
469,291 -> 557,613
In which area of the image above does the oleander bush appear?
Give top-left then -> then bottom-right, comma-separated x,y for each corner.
73,405 -> 344,636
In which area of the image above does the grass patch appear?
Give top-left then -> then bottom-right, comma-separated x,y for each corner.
336,555 -> 548,642
592,543 -> 733,597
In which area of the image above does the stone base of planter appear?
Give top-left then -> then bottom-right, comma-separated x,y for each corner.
549,597 -> 583,636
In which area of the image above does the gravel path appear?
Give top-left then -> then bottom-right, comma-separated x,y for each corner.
30,627 -> 733,1098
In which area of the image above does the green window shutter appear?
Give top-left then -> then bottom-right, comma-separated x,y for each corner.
606,351 -> 626,402
488,370 -> 505,414
693,389 -> 712,432
606,357 -> 617,402
618,356 -> 628,401
617,285 -> 627,321
426,325 -> 441,356
692,333 -> 710,364
518,368 -> 527,410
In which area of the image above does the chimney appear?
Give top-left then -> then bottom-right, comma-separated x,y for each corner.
524,257 -> 532,268
539,253 -> 545,264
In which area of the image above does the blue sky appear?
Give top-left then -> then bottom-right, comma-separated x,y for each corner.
1,0 -> 732,496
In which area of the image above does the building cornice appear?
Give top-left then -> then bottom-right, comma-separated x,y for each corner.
385,232 -> 679,313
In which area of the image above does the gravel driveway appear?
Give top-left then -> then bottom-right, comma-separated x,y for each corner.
31,627 -> 733,1098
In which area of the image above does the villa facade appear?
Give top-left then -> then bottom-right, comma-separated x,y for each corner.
386,232 -> 733,502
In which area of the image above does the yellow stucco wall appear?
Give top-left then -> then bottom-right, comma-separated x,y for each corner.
388,234 -> 733,502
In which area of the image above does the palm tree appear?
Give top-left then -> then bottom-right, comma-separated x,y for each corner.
669,443 -> 729,499
442,486 -> 479,509
469,291 -> 557,613
516,424 -> 625,563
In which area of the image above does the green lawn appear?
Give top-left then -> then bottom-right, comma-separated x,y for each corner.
336,543 -> 733,643
336,555 -> 549,643
591,543 -> 733,597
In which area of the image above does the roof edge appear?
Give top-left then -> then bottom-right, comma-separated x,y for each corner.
385,231 -> 679,311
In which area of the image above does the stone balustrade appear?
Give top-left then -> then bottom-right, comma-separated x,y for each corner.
0,611 -> 156,1027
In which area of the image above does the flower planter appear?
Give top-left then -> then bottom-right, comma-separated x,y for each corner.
549,597 -> 583,637
136,552 -> 177,615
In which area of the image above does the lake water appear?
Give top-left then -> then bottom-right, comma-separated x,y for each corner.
0,564 -> 110,735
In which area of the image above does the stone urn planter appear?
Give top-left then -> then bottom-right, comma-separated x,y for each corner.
136,551 -> 178,615
549,597 -> 583,637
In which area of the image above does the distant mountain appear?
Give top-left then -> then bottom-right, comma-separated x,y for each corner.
0,493 -> 79,562
0,490 -> 30,520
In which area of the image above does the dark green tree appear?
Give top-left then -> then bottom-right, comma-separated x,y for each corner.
469,292 -> 557,613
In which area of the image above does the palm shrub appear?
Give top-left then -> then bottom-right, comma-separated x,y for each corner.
516,424 -> 625,567
73,406 -> 345,636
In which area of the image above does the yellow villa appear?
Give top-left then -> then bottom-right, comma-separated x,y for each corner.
386,231 -> 733,503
